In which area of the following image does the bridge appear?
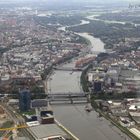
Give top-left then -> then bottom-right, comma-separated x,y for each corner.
0,92 -> 90,104
47,92 -> 88,97
53,66 -> 83,71
47,92 -> 90,105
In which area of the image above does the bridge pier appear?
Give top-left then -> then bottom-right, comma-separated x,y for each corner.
69,95 -> 73,104
87,94 -> 91,103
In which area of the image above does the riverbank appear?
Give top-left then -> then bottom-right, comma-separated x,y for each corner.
91,100 -> 140,140
80,64 -> 92,92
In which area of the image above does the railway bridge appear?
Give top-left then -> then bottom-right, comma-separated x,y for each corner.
47,92 -> 90,105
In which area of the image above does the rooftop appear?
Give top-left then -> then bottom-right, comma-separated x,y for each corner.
29,124 -> 67,139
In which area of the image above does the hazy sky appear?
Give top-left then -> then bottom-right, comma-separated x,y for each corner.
1,0 -> 139,2
0,0 -> 139,5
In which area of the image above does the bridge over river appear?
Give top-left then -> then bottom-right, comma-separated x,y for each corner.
47,92 -> 89,104
53,66 -> 83,72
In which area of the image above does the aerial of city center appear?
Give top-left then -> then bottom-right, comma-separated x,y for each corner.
0,0 -> 140,140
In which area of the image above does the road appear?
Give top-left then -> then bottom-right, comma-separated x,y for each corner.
52,104 -> 132,140
0,104 -> 34,140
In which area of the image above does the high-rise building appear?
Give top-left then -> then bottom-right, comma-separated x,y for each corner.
19,89 -> 31,112
94,81 -> 102,92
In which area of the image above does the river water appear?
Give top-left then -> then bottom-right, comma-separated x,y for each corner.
49,70 -> 82,93
49,35 -> 105,93
78,33 -> 105,53
49,17 -> 132,140
50,19 -> 105,93
86,13 -> 140,27
58,20 -> 90,31
86,14 -> 126,25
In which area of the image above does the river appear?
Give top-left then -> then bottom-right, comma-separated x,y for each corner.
86,13 -> 140,27
51,19 -> 105,93
49,17 -> 132,140
58,20 -> 90,31
49,32 -> 105,93
77,33 -> 105,54
52,105 -> 131,140
86,14 -> 126,25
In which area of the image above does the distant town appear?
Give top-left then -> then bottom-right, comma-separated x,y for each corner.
0,1 -> 140,140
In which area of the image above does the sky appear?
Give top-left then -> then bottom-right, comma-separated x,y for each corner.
0,0 -> 139,5
1,0 -> 140,2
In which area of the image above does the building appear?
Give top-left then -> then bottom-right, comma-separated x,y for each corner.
19,89 -> 31,112
31,99 -> 48,109
41,114 -> 54,124
29,124 -> 67,140
40,108 -> 54,124
8,99 -> 19,106
0,106 -> 5,114
129,128 -> 140,139
94,80 -> 102,92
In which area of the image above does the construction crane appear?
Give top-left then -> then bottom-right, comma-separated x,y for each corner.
0,125 -> 28,131
1,125 -> 29,140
